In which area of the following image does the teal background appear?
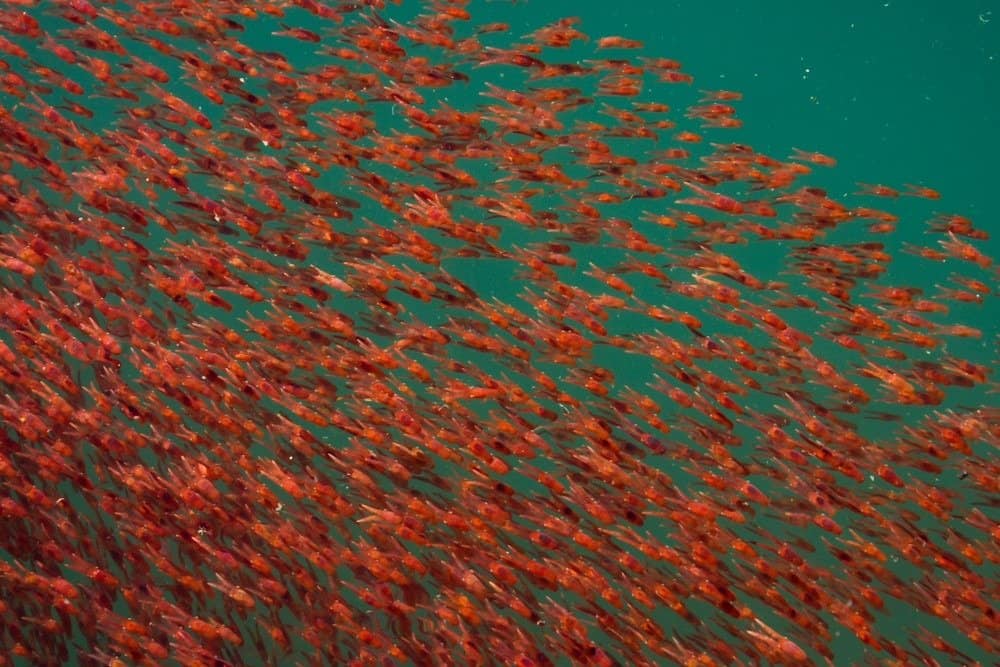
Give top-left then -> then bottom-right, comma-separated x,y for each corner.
1,1 -> 997,665
504,0 -> 999,248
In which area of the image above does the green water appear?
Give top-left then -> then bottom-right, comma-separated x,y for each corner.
2,1 -> 998,665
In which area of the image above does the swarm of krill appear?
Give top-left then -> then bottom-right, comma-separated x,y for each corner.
0,1 -> 996,666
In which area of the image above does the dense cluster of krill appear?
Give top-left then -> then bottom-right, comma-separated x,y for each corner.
0,0 -> 996,665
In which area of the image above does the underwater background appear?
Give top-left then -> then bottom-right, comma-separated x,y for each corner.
0,1 -> 997,665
